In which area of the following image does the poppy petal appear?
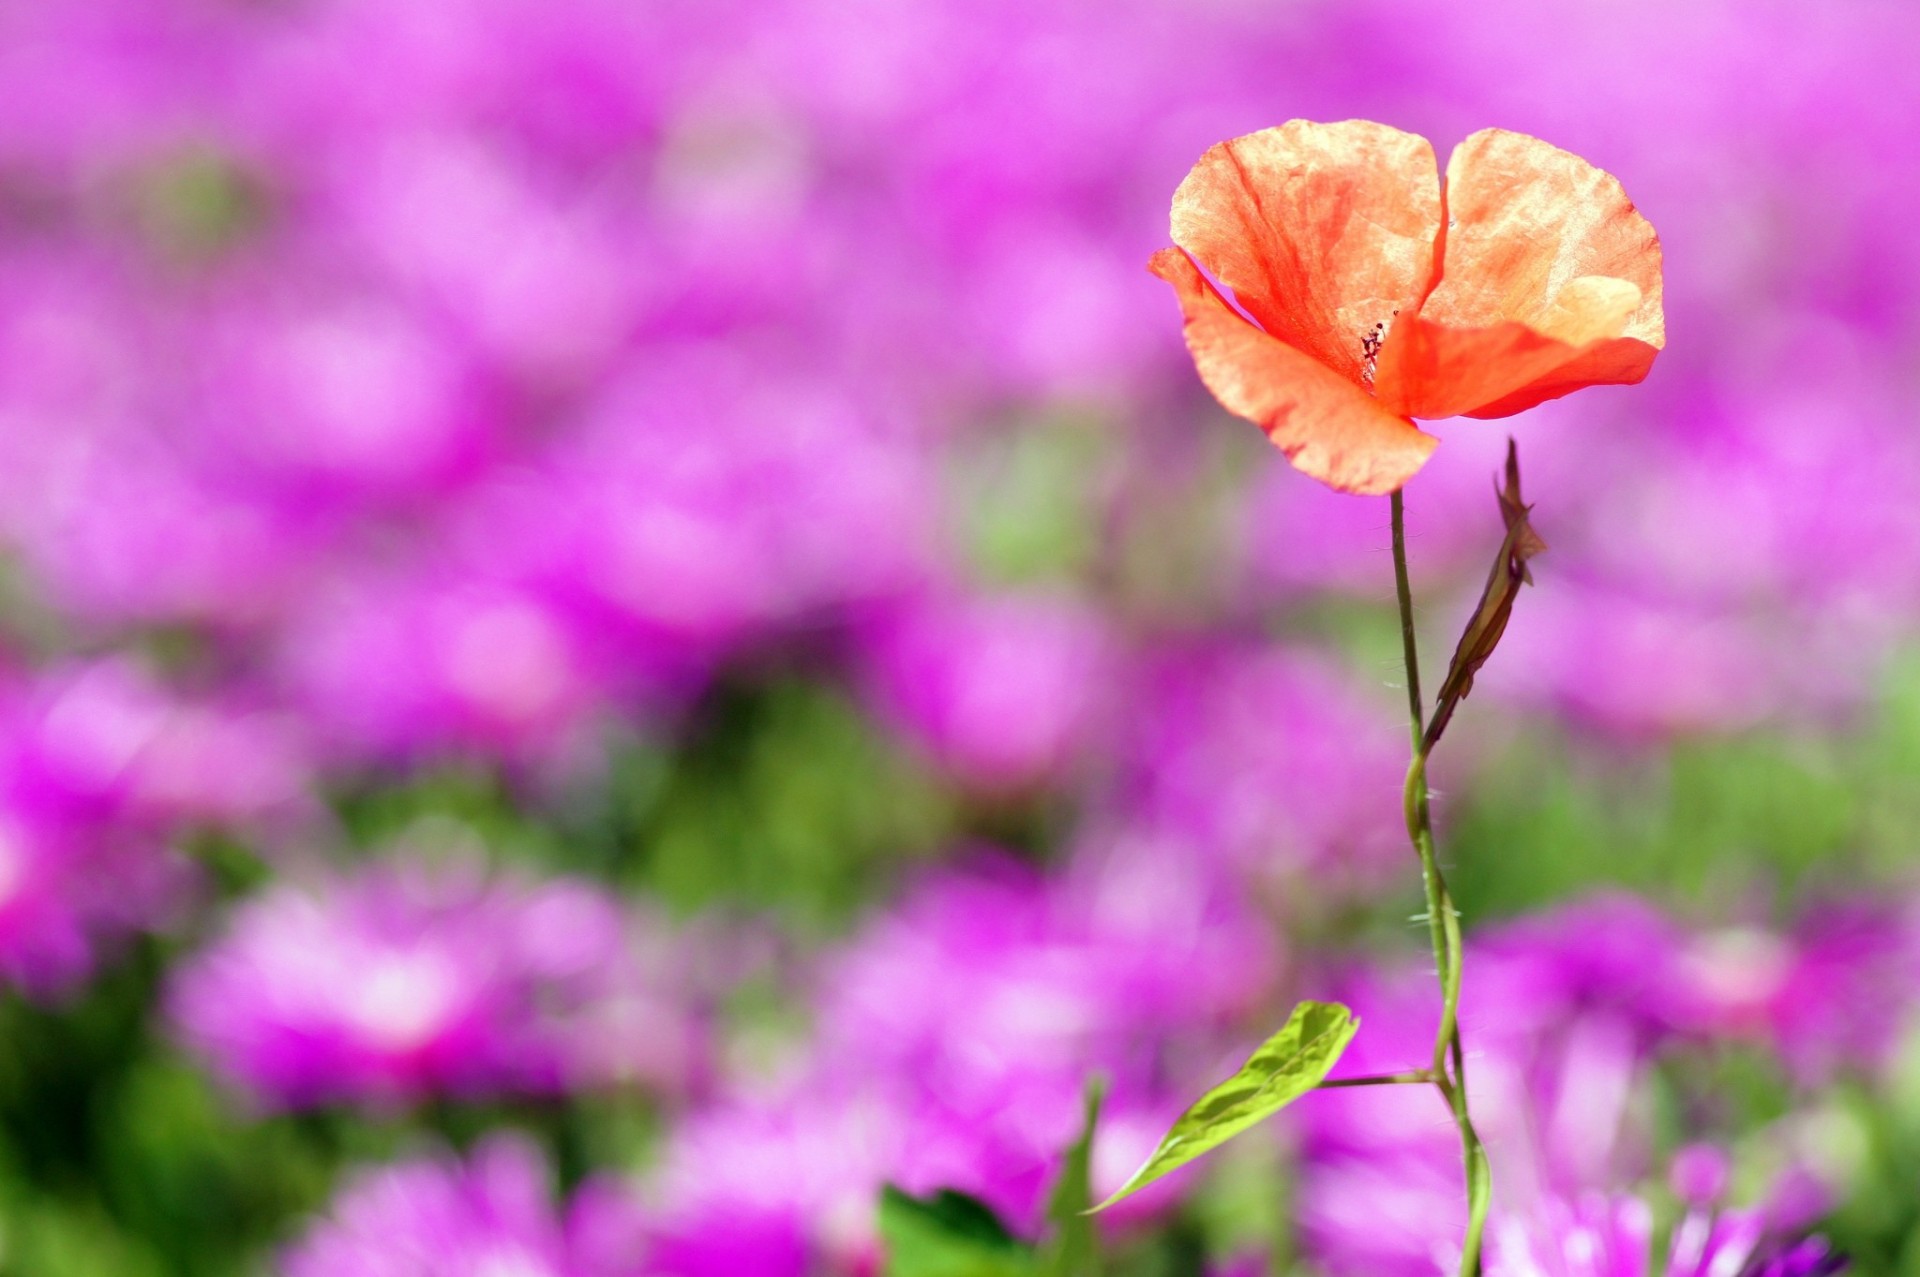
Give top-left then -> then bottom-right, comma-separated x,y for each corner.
1151,248 -> 1437,495
1375,128 -> 1664,419
1170,120 -> 1442,386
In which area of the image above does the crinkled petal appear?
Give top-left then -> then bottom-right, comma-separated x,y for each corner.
1375,128 -> 1664,419
1151,249 -> 1437,495
1170,120 -> 1442,386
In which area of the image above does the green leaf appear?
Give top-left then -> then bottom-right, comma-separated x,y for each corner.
880,1186 -> 1035,1277
1090,1001 -> 1359,1212
1042,1078 -> 1105,1277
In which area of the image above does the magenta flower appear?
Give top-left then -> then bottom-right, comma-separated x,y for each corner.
650,1071 -> 1193,1277
1487,577 -> 1828,738
648,1079 -> 981,1277
532,364 -> 935,654
856,588 -> 1116,792
330,132 -> 648,388
1675,900 -> 1920,1085
0,660 -> 203,994
282,1135 -> 649,1277
649,852 -> 1275,1270
171,859 -> 698,1109
0,429 -> 329,631
1110,642 -> 1410,891
0,658 -> 315,834
275,570 -> 612,770
816,853 -> 1275,1106
1298,892 -> 1875,1276
1669,1144 -> 1734,1210
1481,1196 -> 1659,1277
1301,897 -> 1694,1276
194,294 -> 499,507
1470,894 -> 1694,1042
0,806 -> 181,996
1482,1197 -> 1844,1277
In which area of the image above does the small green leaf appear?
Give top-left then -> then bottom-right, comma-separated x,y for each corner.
1042,1078 -> 1105,1276
880,1185 -> 1035,1277
1090,1001 -> 1359,1212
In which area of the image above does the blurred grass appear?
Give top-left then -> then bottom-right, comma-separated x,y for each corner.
1449,649 -> 1920,922
0,947 -> 332,1277
618,680 -> 956,927
337,678 -> 958,933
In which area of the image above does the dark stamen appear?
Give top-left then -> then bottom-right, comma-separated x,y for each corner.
1361,321 -> 1387,387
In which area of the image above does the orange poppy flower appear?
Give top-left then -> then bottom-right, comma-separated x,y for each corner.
1151,120 -> 1663,495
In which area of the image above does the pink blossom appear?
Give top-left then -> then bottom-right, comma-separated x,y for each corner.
1110,642 -> 1410,891
171,859 -> 699,1109
283,1135 -> 650,1277
1676,899 -> 1920,1084
856,588 -> 1116,793
1482,1197 -> 1843,1277
274,572 -> 612,770
649,852 -> 1275,1269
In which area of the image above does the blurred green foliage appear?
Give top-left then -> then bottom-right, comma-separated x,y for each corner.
0,948 -> 328,1277
338,678 -> 959,933
1450,649 -> 1920,922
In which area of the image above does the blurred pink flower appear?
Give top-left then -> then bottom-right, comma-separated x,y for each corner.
1480,1195 -> 1844,1277
1487,576 -> 1853,737
283,1135 -> 650,1277
275,572 -> 613,770
544,361 -> 935,648
1110,642 -> 1409,891
817,853 -> 1274,1110
649,851 -> 1275,1269
0,807 -> 180,996
337,133 -> 646,387
0,659 -> 214,994
856,588 -> 1116,793
1298,892 -> 1883,1275
1301,898 -> 1690,1275
1676,899 -> 1920,1085
171,859 -> 700,1109
0,658 -> 315,833
194,294 -> 499,505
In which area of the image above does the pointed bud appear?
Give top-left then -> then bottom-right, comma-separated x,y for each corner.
1423,439 -> 1545,751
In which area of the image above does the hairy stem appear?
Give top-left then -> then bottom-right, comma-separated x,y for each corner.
1389,489 -> 1492,1277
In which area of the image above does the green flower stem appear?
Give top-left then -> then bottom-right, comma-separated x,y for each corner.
1389,489 -> 1492,1277
1390,491 -> 1427,748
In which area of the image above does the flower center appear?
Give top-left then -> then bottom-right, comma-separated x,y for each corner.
1359,318 -> 1392,389
349,948 -> 463,1053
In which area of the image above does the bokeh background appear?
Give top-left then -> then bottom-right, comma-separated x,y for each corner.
0,1 -> 1918,1273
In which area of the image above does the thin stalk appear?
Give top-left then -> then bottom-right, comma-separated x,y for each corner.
1389,489 -> 1492,1277
1389,491 -> 1425,751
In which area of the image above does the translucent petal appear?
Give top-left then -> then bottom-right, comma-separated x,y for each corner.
1376,128 -> 1663,419
1151,248 -> 1436,496
1170,120 -> 1442,386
